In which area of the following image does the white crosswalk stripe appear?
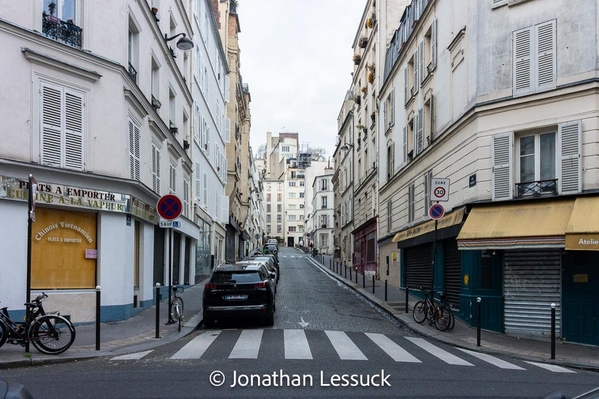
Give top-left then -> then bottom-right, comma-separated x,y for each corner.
110,350 -> 153,361
457,348 -> 524,370
405,337 -> 474,366
229,329 -> 263,359
171,330 -> 221,360
326,331 -> 368,360
284,329 -> 312,359
525,361 -> 576,373
366,333 -> 421,363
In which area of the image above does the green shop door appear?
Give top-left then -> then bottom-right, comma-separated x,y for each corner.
562,251 -> 599,345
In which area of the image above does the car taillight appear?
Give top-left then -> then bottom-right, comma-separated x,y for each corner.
205,283 -> 217,290
254,281 -> 268,289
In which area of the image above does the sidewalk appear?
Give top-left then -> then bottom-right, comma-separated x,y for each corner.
1,252 -> 598,371
0,282 -> 207,369
310,253 -> 599,372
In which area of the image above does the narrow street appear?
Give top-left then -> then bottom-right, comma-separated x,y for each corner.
1,248 -> 597,399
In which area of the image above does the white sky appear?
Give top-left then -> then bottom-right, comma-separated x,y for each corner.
236,0 -> 367,158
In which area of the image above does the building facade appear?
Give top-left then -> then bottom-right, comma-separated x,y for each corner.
311,171 -> 335,256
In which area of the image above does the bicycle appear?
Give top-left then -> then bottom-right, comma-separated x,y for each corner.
412,287 -> 453,332
0,293 -> 76,355
170,285 -> 185,332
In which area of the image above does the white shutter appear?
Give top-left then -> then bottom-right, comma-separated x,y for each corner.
203,173 -> 207,206
129,118 -> 140,180
404,67 -> 409,103
558,121 -> 581,194
221,195 -> 229,223
382,99 -> 387,130
390,89 -> 395,126
535,20 -> 556,91
193,105 -> 200,143
64,91 -> 84,170
492,133 -> 513,200
418,41 -> 424,85
201,117 -> 207,149
413,50 -> 419,94
513,27 -> 532,95
416,108 -> 424,154
152,144 -> 161,193
403,126 -> 408,164
195,162 -> 201,200
225,75 -> 230,103
225,118 -> 231,143
431,20 -> 437,69
41,83 -> 63,166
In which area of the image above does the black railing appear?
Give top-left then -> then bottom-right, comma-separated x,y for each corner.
128,62 -> 138,83
42,14 -> 82,48
516,179 -> 558,198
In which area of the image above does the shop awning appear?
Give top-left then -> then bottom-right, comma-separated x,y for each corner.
392,207 -> 465,243
457,200 -> 575,250
565,196 -> 599,250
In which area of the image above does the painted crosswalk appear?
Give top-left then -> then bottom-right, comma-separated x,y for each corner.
109,329 -> 576,373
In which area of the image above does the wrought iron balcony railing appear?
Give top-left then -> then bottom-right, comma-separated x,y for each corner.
516,179 -> 558,198
128,62 -> 138,83
42,13 -> 82,48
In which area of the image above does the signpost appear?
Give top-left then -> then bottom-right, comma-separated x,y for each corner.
429,178 -> 450,300
26,175 -> 36,352
156,195 -> 182,324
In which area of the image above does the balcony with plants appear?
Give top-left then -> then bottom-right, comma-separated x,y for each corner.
42,2 -> 82,48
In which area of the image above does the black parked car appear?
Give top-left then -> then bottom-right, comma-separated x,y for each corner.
203,263 -> 276,327
235,260 -> 278,291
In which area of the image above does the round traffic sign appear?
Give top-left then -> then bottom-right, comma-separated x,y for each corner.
433,186 -> 446,199
157,194 -> 182,220
429,203 -> 445,220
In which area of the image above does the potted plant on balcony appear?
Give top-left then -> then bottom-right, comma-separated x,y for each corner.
353,54 -> 361,65
47,2 -> 56,16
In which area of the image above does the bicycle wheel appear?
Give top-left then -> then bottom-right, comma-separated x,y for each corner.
434,305 -> 452,332
413,301 -> 427,324
30,315 -> 76,355
170,297 -> 184,323
0,319 -> 7,348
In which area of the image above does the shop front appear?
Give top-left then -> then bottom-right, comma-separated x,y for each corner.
352,218 -> 377,274
457,197 -> 599,345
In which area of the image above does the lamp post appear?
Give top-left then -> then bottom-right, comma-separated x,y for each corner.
164,33 -> 194,51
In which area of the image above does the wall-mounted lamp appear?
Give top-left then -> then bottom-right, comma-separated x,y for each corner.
164,33 -> 194,51
340,143 -> 354,151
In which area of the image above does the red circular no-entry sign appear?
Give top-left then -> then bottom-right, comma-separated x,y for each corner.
157,194 -> 182,220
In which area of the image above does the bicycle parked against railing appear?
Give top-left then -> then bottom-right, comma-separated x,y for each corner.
170,285 -> 185,332
412,287 -> 454,332
0,293 -> 76,354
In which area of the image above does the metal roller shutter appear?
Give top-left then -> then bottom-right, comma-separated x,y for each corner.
444,240 -> 461,310
405,243 -> 432,290
504,250 -> 561,337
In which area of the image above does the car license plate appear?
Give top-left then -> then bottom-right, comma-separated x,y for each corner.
224,295 -> 247,300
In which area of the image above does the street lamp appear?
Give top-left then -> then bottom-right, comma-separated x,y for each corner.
164,33 -> 194,51
340,143 -> 354,151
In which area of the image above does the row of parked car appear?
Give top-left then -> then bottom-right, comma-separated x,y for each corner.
202,245 -> 280,328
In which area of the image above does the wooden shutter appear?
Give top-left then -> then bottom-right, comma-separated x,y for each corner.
413,50 -> 419,94
225,75 -> 230,103
193,105 -> 199,143
203,173 -> 207,206
535,20 -> 556,91
41,83 -> 63,166
129,118 -> 140,180
64,91 -> 84,170
225,118 -> 231,143
416,108 -> 424,154
558,120 -> 581,194
382,98 -> 387,129
404,67 -> 409,103
403,126 -> 408,164
222,195 -> 229,223
513,27 -> 532,96
390,89 -> 395,125
195,163 -> 201,200
431,20 -> 437,69
152,144 -> 160,193
418,41 -> 425,85
492,133 -> 513,200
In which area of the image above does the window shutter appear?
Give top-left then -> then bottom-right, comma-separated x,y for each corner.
382,99 -> 387,130
403,126 -> 408,164
152,144 -> 161,193
513,27 -> 533,95
431,19 -> 437,69
558,120 -> 581,194
413,50 -> 419,94
195,163 -> 201,200
492,133 -> 513,200
416,108 -> 424,154
203,173 -> 207,206
535,20 -> 556,91
193,106 -> 200,143
390,89 -> 395,125
201,117 -> 207,148
225,75 -> 230,103
64,91 -> 84,170
404,67 -> 409,103
418,41 -> 424,85
225,118 -> 231,143
221,195 -> 229,223
129,118 -> 140,180
41,83 -> 63,166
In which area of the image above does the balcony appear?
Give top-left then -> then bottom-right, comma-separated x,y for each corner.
42,14 -> 82,48
516,179 -> 558,198
128,62 -> 137,83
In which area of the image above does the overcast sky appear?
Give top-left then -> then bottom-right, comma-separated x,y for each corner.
236,0 -> 367,158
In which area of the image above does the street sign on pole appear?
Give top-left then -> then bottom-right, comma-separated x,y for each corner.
429,203 -> 445,220
431,178 -> 450,202
157,194 -> 183,220
159,220 -> 180,228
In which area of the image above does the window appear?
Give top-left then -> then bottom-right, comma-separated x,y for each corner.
266,215 -> 271,222
267,225 -> 272,234
321,196 -> 328,209
289,192 -> 297,199
289,181 -> 296,187
277,194 -> 282,201
277,225 -> 282,233
266,204 -> 271,212
321,179 -> 328,191
152,144 -> 161,194
424,94 -> 434,145
128,117 -> 140,180
299,192 -> 305,198
300,180 -> 305,187
169,162 -> 176,194
40,81 -> 84,170
289,226 -> 297,232
151,57 -> 160,101
408,183 -> 415,223
513,20 -> 556,96
288,214 -> 296,221
282,145 -> 290,152
320,233 -> 328,248
169,88 -> 176,128
517,132 -> 556,196
321,215 -> 328,228
277,214 -> 282,223
266,193 -> 271,202
424,20 -> 437,74
387,142 -> 395,180
128,19 -> 139,82
277,183 -> 283,191
44,0 -> 77,22
383,90 -> 395,131
277,204 -> 282,212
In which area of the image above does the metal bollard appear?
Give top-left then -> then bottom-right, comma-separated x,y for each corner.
372,275 -> 375,294
362,270 -> 365,288
96,285 -> 101,351
405,287 -> 409,313
385,280 -> 388,301
477,297 -> 482,347
155,283 -> 161,338
355,267 -> 358,283
345,265 -> 347,278
551,303 -> 556,359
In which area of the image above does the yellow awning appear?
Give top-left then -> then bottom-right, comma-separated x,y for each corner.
392,207 -> 465,243
457,200 -> 575,249
565,196 -> 599,250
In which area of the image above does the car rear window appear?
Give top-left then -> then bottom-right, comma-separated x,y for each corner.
212,271 -> 262,284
